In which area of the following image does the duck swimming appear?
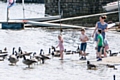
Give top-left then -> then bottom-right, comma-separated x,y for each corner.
87,61 -> 97,70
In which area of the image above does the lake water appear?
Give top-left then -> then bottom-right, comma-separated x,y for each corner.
0,1 -> 120,80
0,1 -> 45,20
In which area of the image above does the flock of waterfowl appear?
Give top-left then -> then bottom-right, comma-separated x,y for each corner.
0,46 -> 120,70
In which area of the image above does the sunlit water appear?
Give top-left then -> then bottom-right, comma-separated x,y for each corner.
0,1 -> 120,80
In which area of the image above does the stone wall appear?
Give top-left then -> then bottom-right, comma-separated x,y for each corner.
44,0 -> 116,17
44,0 -> 118,27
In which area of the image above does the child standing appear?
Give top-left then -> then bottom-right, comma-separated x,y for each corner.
56,35 -> 64,60
79,29 -> 89,60
97,29 -> 104,61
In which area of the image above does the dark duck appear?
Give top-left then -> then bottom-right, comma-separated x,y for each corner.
87,61 -> 97,70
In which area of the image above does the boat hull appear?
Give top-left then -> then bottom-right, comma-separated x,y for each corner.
103,1 -> 119,11
2,22 -> 24,29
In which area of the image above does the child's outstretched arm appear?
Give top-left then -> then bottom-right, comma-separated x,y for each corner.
56,44 -> 59,48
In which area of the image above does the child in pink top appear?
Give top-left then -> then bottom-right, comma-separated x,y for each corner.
56,35 -> 64,60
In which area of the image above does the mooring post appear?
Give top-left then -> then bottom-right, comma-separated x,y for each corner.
113,75 -> 116,80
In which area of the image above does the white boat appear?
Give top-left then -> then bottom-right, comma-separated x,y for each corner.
103,1 -> 120,11
10,15 -> 61,22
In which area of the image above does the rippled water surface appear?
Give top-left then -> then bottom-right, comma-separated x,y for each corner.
0,1 -> 120,80
0,28 -> 120,80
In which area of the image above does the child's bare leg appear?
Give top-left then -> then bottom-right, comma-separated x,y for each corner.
83,51 -> 86,57
80,51 -> 82,56
98,52 -> 101,58
96,50 -> 99,57
60,50 -> 63,59
104,49 -> 107,57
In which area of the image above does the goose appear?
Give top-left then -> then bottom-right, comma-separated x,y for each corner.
22,55 -> 37,68
87,61 -> 97,70
40,49 -> 50,60
51,51 -> 60,57
85,53 -> 90,56
15,47 -> 22,57
51,46 -> 60,53
0,53 -> 8,61
64,49 -> 73,55
18,47 -> 33,56
109,50 -> 119,56
23,51 -> 33,56
42,48 -> 51,56
77,45 -> 80,51
0,47 -> 8,54
106,64 -> 117,70
72,51 -> 90,56
8,48 -> 19,65
33,52 -> 44,64
74,45 -> 80,54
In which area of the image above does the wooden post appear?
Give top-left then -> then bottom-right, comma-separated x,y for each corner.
58,0 -> 62,34
7,8 -> 9,22
22,0 -> 25,29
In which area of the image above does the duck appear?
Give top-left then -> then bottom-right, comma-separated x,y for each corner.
108,50 -> 119,56
22,54 -> 37,68
106,64 -> 117,70
51,51 -> 60,57
87,61 -> 97,70
8,47 -> 19,65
